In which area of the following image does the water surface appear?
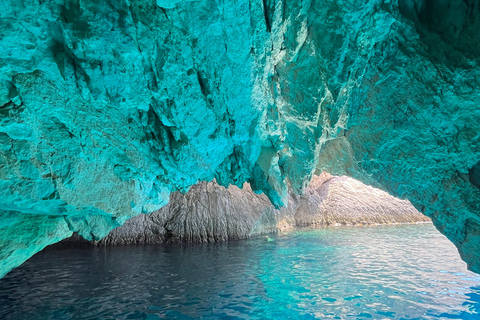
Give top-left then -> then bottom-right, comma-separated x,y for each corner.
1,224 -> 479,319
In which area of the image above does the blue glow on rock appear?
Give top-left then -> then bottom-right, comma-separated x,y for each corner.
0,0 -> 479,277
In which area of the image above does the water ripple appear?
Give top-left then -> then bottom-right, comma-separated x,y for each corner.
0,224 -> 479,319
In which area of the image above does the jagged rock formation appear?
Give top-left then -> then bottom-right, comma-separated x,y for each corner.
290,174 -> 429,227
67,180 -> 281,245
0,0 -> 479,276
64,174 -> 429,245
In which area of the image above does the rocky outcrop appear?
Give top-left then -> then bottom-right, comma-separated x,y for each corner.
68,180 -> 280,245
0,0 -> 479,276
65,174 -> 429,245
290,174 -> 429,227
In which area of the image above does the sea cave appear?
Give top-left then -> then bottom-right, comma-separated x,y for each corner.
0,0 -> 479,318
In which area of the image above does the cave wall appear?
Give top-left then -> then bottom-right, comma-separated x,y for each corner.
0,0 -> 479,277
315,0 -> 480,270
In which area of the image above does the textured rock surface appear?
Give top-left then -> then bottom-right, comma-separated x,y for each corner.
0,0 -> 479,276
291,174 -> 429,227
64,174 -> 429,245
0,211 -> 72,277
67,180 -> 281,245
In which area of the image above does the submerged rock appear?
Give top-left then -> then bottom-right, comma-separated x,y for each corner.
0,0 -> 479,275
64,174 -> 429,245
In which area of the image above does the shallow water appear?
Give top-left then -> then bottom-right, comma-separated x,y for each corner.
0,224 -> 479,320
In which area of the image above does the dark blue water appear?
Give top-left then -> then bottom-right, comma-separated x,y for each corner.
0,224 -> 479,319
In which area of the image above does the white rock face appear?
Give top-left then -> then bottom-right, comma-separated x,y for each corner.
75,174 -> 429,245
291,174 -> 428,227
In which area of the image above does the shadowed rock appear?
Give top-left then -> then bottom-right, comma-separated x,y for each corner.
65,174 -> 429,245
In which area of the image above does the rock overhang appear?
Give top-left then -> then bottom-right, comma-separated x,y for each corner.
0,0 -> 479,276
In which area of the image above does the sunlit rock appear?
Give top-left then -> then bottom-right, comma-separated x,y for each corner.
291,173 -> 428,227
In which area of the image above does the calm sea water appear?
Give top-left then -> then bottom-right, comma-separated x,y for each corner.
0,224 -> 479,320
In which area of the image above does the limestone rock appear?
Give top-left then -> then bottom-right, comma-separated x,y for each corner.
292,174 -> 429,227
98,180 -> 280,244
0,0 -> 479,276
67,174 -> 428,245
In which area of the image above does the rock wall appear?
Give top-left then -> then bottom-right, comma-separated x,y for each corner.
0,0 -> 479,276
63,174 -> 429,245
314,0 -> 480,270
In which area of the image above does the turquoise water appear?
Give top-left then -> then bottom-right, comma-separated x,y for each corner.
0,224 -> 479,319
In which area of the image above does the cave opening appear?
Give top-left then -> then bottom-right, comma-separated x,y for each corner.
1,0 -> 480,318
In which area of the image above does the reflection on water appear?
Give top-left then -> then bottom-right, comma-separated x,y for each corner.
0,224 -> 479,319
